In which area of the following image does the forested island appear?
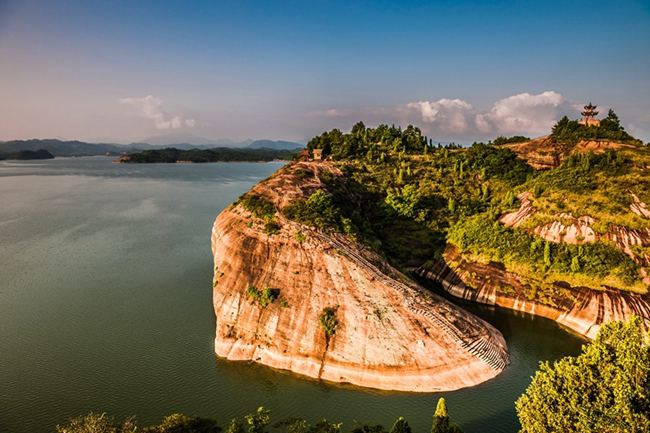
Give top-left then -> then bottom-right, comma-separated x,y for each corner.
0,149 -> 54,160
119,147 -> 299,163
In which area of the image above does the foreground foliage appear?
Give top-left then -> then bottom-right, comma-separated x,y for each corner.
54,401 -> 460,433
516,317 -> 650,433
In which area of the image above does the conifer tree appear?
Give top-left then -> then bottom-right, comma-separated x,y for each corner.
431,398 -> 463,433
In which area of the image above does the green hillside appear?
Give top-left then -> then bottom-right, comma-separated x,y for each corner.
281,118 -> 649,295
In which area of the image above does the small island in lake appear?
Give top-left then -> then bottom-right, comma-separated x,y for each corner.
0,149 -> 55,161
118,147 -> 300,163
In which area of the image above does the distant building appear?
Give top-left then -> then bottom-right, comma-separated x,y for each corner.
579,102 -> 601,127
312,149 -> 323,161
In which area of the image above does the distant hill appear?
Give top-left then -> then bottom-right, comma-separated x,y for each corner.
0,139 -> 133,157
0,138 -> 304,157
247,140 -> 304,150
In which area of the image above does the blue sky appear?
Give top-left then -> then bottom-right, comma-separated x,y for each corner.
1,0 -> 649,143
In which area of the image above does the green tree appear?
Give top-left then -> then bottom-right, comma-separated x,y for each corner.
56,413 -> 137,433
481,184 -> 489,201
543,242 -> 552,267
447,198 -> 456,214
351,424 -> 386,433
149,413 -> 221,433
516,317 -> 650,433
431,398 -> 463,433
570,256 -> 580,273
503,190 -> 515,208
244,407 -> 271,433
274,418 -> 341,433
389,417 -> 412,433
225,419 -> 245,433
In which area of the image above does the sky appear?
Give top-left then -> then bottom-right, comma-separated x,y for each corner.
0,0 -> 649,144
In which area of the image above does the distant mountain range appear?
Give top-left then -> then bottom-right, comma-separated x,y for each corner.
0,138 -> 305,157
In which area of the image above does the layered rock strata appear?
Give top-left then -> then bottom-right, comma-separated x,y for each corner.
211,162 -> 509,392
418,247 -> 650,339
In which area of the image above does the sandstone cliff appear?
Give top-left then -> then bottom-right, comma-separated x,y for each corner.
211,161 -> 509,392
417,247 -> 650,339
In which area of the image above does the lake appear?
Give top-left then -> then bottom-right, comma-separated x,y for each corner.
0,157 -> 584,433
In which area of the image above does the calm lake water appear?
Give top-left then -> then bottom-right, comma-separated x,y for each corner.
0,157 -> 584,433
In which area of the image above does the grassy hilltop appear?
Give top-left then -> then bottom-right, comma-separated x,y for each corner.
274,114 -> 649,298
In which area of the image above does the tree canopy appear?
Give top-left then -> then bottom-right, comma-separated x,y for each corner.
550,110 -> 640,144
516,317 -> 650,433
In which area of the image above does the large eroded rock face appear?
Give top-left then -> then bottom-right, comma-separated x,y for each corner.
211,162 -> 509,392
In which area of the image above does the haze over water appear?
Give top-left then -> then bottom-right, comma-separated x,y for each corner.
0,157 -> 583,433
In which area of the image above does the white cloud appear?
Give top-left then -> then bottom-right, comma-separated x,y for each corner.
119,95 -> 195,130
475,91 -> 566,135
313,90 -> 581,140
406,99 -> 474,133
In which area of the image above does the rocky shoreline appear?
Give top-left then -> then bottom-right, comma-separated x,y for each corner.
417,247 -> 650,339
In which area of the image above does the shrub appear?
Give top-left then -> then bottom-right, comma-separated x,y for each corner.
263,221 -> 281,235
284,190 -> 343,231
319,306 -> 339,338
246,286 -> 279,308
294,230 -> 306,243
239,194 -> 276,220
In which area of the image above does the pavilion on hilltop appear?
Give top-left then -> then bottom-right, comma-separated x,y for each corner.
578,102 -> 601,127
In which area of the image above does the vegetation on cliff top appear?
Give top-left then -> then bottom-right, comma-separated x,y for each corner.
289,118 -> 648,295
551,109 -> 641,145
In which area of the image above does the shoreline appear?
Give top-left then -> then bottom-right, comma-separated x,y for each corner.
417,248 -> 650,339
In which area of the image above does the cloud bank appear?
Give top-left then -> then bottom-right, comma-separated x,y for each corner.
318,91 -> 578,140
120,95 -> 195,130
406,99 -> 474,133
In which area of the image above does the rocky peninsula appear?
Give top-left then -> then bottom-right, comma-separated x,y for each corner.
211,113 -> 649,391
211,161 -> 509,392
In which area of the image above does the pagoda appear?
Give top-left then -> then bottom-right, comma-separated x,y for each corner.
579,102 -> 600,127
